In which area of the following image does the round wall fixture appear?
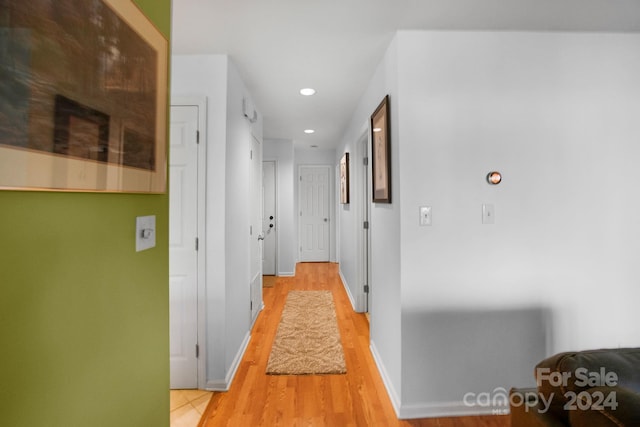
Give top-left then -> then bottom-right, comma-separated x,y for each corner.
487,171 -> 502,185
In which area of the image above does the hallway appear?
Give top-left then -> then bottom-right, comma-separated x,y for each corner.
199,263 -> 509,427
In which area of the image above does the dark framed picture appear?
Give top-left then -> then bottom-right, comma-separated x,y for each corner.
340,152 -> 349,204
53,95 -> 111,164
0,0 -> 168,193
370,95 -> 391,203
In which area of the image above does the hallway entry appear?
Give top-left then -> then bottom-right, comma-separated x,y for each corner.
198,263 -> 510,427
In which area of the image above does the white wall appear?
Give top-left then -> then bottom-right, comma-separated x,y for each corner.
223,59 -> 255,379
336,137 -> 360,310
172,54 -> 229,385
395,31 -> 640,416
264,139 -> 296,275
337,30 -> 640,419
172,54 -> 260,390
336,37 -> 404,411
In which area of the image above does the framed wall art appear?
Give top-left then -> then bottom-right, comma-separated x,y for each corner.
340,152 -> 349,204
0,0 -> 168,193
370,95 -> 390,203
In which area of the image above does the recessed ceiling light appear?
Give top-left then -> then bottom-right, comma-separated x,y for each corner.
300,88 -> 316,96
304,129 -> 315,134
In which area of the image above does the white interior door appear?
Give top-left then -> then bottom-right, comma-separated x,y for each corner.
169,105 -> 199,389
299,165 -> 330,262
262,161 -> 276,275
250,136 -> 263,325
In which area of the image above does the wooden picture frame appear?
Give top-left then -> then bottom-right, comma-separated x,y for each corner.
340,152 -> 349,204
0,0 -> 168,193
370,95 -> 391,203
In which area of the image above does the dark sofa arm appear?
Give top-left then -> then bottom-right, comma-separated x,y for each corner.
568,386 -> 640,427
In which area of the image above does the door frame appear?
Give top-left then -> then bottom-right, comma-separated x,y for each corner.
171,96 -> 207,389
249,134 -> 263,327
356,130 -> 371,313
262,160 -> 278,275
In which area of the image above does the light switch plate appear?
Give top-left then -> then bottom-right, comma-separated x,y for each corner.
482,204 -> 495,224
136,215 -> 156,252
419,206 -> 432,226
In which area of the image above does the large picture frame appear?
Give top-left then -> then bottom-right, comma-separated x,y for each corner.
0,0 -> 168,193
370,95 -> 391,203
340,152 -> 349,204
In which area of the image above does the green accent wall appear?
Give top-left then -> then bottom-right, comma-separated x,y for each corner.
0,1 -> 171,426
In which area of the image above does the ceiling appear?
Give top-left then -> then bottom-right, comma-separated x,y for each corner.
172,0 -> 640,150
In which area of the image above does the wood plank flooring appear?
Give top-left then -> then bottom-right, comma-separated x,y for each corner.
200,262 -> 510,427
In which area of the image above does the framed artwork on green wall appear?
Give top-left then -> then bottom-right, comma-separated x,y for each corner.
0,0 -> 168,193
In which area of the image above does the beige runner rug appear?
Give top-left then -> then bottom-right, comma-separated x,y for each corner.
266,290 -> 347,375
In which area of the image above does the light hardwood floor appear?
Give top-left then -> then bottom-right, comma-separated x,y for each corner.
200,262 -> 510,427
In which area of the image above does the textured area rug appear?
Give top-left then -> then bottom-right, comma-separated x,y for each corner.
266,290 -> 347,375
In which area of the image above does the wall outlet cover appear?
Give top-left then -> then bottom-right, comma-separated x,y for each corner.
482,204 -> 495,225
419,206 -> 432,226
136,215 -> 156,252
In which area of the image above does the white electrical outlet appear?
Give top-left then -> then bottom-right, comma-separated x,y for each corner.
419,206 -> 432,226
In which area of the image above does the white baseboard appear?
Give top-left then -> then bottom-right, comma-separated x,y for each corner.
339,270 -> 358,311
277,271 -> 295,277
369,341 -> 506,419
249,303 -> 265,330
204,331 -> 251,391
370,340 -> 401,417
398,401 -> 509,419
204,379 -> 227,391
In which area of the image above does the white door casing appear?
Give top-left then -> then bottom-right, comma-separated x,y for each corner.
169,105 -> 199,389
250,136 -> 263,325
262,161 -> 277,275
360,133 -> 371,313
299,165 -> 330,262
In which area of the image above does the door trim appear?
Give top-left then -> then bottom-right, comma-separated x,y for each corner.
356,130 -> 371,313
250,134 -> 263,327
262,160 -> 278,275
171,96 -> 207,389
